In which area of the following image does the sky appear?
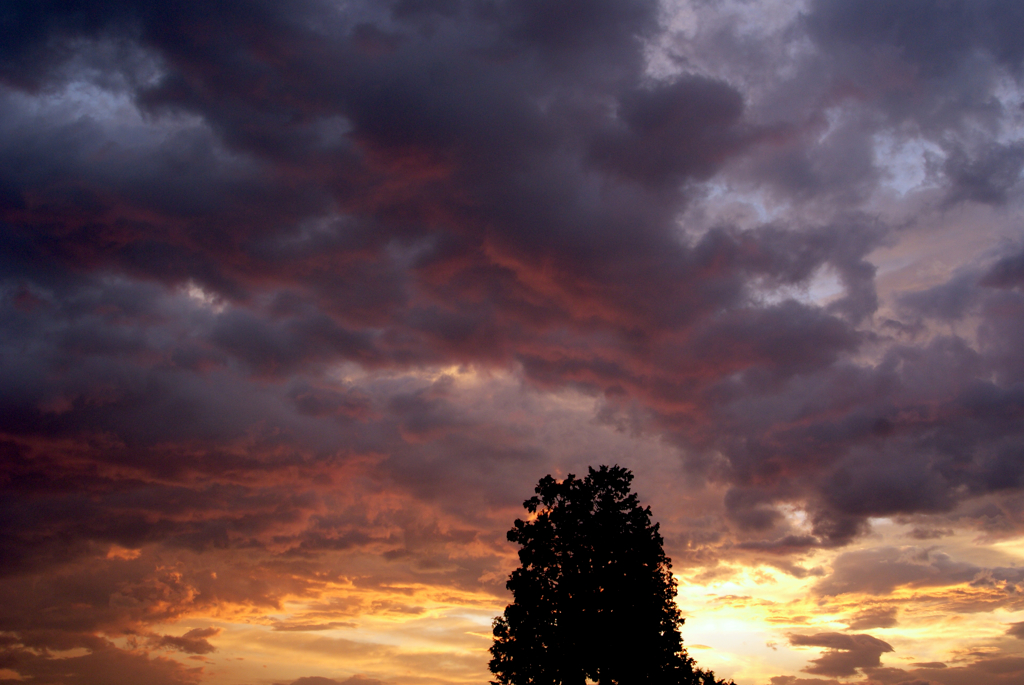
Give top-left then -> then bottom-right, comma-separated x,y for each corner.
2,0 -> 1024,684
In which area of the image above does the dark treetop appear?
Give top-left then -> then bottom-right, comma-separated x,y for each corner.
490,465 -> 730,685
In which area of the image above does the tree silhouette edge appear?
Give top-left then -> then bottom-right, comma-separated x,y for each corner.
490,465 -> 733,685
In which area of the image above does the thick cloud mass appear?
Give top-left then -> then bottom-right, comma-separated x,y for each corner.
2,0 -> 1024,683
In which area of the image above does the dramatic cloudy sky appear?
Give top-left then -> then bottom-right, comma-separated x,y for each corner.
2,0 -> 1024,683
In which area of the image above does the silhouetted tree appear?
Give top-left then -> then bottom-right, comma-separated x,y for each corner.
490,465 -> 730,685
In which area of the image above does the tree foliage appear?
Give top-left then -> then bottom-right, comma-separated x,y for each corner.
490,465 -> 730,685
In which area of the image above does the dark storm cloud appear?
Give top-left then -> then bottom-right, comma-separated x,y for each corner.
898,245 -> 1024,394
208,309 -> 376,374
0,0 -> 761,353
943,143 -> 1024,206
589,75 -> 748,187
981,244 -> 1024,290
0,0 -> 1019,565
1,0 -> 1024,681
686,233 -> 1024,542
740,0 -> 1024,213
806,0 -> 1024,77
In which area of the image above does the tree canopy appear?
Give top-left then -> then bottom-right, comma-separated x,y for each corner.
490,465 -> 729,685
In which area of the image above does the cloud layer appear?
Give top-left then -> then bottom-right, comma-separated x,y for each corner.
2,0 -> 1024,682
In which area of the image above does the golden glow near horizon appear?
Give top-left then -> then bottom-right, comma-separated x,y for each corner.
74,506 -> 1024,685
6,364 -> 1024,685
48,374 -> 1022,685
138,579 -> 504,685
676,518 -> 1024,684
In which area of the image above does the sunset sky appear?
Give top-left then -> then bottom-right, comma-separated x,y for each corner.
3,1 -> 1024,684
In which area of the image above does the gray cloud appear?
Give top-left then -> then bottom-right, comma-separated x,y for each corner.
153,628 -> 221,655
846,606 -> 899,631
788,632 -> 894,677
815,546 -> 1024,596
